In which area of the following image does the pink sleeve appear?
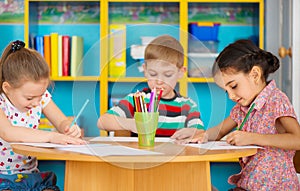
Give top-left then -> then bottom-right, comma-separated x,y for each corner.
230,104 -> 243,124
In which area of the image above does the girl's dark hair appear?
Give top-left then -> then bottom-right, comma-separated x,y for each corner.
212,39 -> 280,81
0,40 -> 50,93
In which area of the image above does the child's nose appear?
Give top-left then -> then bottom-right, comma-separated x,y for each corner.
32,97 -> 42,106
228,91 -> 236,100
32,100 -> 39,107
155,78 -> 164,85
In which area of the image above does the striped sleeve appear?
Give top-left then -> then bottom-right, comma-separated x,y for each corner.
106,93 -> 135,118
185,98 -> 205,129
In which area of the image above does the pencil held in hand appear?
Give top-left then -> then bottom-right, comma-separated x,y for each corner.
70,99 -> 90,128
237,103 -> 255,130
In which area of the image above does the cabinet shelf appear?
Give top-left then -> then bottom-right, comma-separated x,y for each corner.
108,77 -> 146,83
28,0 -> 99,2
188,53 -> 218,58
188,77 -> 214,83
188,0 -> 261,2
51,76 -> 100,82
109,0 -> 180,2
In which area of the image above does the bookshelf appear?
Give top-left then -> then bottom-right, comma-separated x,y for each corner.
23,0 -> 264,137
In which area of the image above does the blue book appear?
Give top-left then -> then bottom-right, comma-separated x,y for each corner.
34,35 -> 44,57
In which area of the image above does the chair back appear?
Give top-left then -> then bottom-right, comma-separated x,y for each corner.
294,150 -> 300,173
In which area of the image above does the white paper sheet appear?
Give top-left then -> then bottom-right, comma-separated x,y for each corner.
89,136 -> 173,143
11,142 -> 109,148
186,141 -> 262,150
57,145 -> 163,156
12,142 -> 163,156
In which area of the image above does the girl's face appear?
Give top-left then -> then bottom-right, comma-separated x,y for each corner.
3,79 -> 49,112
214,67 -> 264,107
143,60 -> 185,99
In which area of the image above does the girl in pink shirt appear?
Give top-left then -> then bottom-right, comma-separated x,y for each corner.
172,39 -> 300,190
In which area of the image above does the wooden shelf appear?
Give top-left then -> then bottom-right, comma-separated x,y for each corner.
109,0 -> 180,2
50,76 -> 100,82
108,77 -> 146,83
188,77 -> 214,83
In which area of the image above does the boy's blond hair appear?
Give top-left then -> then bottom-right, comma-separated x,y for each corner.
144,35 -> 184,68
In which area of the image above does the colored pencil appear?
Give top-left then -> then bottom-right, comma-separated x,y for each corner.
70,99 -> 90,127
237,103 -> 255,130
156,88 -> 163,111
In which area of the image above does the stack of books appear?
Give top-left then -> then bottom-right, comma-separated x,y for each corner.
31,33 -> 84,77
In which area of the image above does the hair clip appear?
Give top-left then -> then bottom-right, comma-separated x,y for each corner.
11,40 -> 25,52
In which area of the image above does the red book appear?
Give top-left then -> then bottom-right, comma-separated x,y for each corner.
62,36 -> 71,76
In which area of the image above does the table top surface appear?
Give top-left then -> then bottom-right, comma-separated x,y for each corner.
11,139 -> 257,163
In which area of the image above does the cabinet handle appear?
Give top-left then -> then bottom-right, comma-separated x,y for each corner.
278,46 -> 292,58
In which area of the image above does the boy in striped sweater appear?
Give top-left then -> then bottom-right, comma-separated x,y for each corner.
97,35 -> 205,137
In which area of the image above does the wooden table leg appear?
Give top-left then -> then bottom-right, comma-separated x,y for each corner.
64,161 -> 211,191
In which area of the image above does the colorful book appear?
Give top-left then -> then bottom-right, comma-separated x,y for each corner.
58,35 -> 63,76
62,35 -> 71,76
43,35 -> 51,70
29,33 -> 35,49
109,24 -> 126,77
50,33 -> 59,77
34,35 -> 44,57
70,36 -> 84,77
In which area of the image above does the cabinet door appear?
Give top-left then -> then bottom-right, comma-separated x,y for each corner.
292,1 -> 300,117
265,0 -> 300,116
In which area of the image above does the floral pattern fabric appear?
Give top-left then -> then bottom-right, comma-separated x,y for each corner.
0,90 -> 51,174
229,80 -> 300,190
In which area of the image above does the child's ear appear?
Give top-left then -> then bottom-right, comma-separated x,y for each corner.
178,66 -> 186,78
249,66 -> 262,83
142,63 -> 146,76
2,81 -> 11,94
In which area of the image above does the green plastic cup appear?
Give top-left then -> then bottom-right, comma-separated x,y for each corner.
134,112 -> 159,147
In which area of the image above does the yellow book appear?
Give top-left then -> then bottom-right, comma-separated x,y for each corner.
70,36 -> 84,77
50,33 -> 59,77
109,24 -> 126,77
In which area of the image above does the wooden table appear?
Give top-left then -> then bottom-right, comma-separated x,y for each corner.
12,140 -> 257,191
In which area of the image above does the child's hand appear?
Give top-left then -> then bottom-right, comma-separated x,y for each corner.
59,118 -> 82,138
64,123 -> 82,138
171,128 -> 207,144
226,131 -> 252,146
50,132 -> 86,145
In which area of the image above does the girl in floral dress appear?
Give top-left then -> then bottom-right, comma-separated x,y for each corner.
172,39 -> 300,190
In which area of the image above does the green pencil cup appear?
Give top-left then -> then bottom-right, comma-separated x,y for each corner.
134,112 -> 159,147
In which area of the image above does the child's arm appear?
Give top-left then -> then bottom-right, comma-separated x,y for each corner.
97,113 -> 137,133
206,116 -> 237,141
0,110 -> 84,144
42,100 -> 81,138
171,116 -> 237,143
226,116 -> 300,150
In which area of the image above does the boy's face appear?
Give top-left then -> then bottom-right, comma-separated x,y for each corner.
143,60 -> 185,99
